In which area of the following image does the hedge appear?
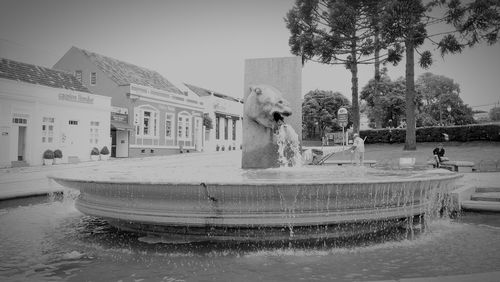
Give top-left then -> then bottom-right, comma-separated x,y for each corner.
360,124 -> 500,144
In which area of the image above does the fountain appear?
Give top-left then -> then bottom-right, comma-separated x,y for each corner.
50,57 -> 461,242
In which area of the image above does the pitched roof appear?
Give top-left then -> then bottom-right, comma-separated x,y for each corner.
184,83 -> 211,97
0,57 -> 91,93
76,47 -> 184,95
184,83 -> 243,103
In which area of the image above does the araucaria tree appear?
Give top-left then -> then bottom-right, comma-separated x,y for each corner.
285,0 -> 398,134
380,0 -> 500,150
380,0 -> 428,150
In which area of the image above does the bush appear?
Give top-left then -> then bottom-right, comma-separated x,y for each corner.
54,149 -> 63,159
91,147 -> 100,156
100,146 -> 110,155
43,149 -> 54,159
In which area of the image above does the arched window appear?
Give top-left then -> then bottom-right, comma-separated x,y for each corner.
134,105 -> 159,138
177,111 -> 192,141
165,113 -> 175,140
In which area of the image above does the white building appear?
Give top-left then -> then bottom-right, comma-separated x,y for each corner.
184,83 -> 243,152
0,58 -> 111,168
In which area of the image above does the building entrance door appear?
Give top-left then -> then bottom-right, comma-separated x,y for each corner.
111,129 -> 117,157
64,121 -> 84,160
110,120 -> 131,158
115,130 -> 129,158
17,126 -> 26,161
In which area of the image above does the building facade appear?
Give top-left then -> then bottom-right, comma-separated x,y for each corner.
54,47 -> 205,157
184,83 -> 243,152
0,58 -> 111,168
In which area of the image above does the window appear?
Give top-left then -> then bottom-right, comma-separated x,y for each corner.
185,120 -> 190,138
12,118 -> 27,124
177,112 -> 192,141
143,111 -> 150,135
224,118 -> 229,140
165,113 -> 174,139
69,120 -> 78,125
154,113 -> 158,137
232,119 -> 237,141
42,117 -> 55,143
75,70 -> 82,83
90,121 -> 99,144
90,72 -> 96,85
134,106 -> 159,138
178,117 -> 183,138
215,117 -> 220,140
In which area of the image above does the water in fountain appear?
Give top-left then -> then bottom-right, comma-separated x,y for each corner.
2,175 -> 500,281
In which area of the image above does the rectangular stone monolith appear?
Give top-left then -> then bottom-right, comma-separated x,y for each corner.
242,57 -> 302,169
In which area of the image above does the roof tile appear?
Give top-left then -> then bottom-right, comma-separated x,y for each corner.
184,83 -> 242,103
78,48 -> 184,95
0,58 -> 91,93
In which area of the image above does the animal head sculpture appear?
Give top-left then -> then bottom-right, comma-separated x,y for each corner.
244,85 -> 292,129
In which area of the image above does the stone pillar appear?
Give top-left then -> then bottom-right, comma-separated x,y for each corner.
217,116 -> 222,142
242,57 -> 302,169
236,118 -> 242,149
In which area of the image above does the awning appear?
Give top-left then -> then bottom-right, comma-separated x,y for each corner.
111,120 -> 134,131
214,112 -> 241,120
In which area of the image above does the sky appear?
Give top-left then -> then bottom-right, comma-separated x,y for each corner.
1,0 -> 499,112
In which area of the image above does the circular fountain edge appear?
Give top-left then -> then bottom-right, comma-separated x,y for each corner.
50,171 -> 462,241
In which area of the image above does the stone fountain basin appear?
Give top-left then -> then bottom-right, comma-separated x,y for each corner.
50,166 -> 461,241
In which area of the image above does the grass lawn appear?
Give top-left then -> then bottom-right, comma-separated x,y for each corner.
327,141 -> 500,171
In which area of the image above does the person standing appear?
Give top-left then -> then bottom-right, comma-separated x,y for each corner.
350,133 -> 365,165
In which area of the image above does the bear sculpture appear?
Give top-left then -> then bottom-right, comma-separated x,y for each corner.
242,85 -> 292,169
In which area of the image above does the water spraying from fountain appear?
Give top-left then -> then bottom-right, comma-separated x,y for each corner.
276,123 -> 303,167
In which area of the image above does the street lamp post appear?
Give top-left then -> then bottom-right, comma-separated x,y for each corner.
447,105 -> 452,125
315,121 -> 319,139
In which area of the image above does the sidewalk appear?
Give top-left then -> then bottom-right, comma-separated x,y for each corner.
0,158 -> 108,200
370,271 -> 500,282
1,151 -> 499,200
0,151 -> 235,200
